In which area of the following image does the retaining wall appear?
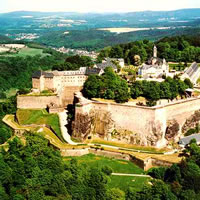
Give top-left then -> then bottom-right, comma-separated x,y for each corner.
17,95 -> 61,109
75,97 -> 200,147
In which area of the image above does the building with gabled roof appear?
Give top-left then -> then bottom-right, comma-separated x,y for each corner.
179,134 -> 200,147
95,58 -> 118,72
32,67 -> 103,93
181,62 -> 200,85
138,46 -> 169,78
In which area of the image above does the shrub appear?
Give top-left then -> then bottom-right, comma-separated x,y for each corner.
148,167 -> 167,180
102,165 -> 113,176
17,88 -> 30,95
146,100 -> 157,107
0,92 -> 6,99
185,129 -> 196,136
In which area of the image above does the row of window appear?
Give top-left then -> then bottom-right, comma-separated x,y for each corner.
61,76 -> 85,79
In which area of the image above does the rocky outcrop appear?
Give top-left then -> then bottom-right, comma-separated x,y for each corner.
182,110 -> 200,134
165,119 -> 180,142
72,112 -> 93,140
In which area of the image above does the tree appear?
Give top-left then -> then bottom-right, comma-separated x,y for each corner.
184,78 -> 193,89
83,75 -> 102,99
148,167 -> 167,180
114,80 -> 130,103
110,45 -> 123,58
126,187 -> 138,200
106,188 -> 125,200
130,81 -> 144,99
83,67 -> 130,103
160,82 -> 171,99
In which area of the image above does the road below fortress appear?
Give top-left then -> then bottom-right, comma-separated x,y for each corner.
58,110 -> 77,145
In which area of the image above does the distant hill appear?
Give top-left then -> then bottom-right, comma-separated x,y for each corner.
1,9 -> 200,50
0,35 -> 12,43
1,8 -> 200,18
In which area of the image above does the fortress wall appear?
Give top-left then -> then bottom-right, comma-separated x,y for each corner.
75,97 -> 200,146
91,102 -> 157,137
61,86 -> 83,105
87,98 -> 200,135
164,98 -> 200,126
17,95 -> 61,109
60,149 -> 90,157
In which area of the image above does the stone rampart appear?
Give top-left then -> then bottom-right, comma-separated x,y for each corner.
59,148 -> 174,171
60,148 -> 90,157
74,96 -> 200,147
89,149 -> 130,160
17,95 -> 61,109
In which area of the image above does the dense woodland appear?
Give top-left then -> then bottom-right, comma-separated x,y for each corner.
0,52 -> 93,93
0,133 -> 200,199
0,97 -> 16,144
98,35 -> 200,65
36,28 -> 200,51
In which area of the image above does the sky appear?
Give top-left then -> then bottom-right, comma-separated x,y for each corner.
0,0 -> 200,13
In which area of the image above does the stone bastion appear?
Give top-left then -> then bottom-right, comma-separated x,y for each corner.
73,93 -> 200,148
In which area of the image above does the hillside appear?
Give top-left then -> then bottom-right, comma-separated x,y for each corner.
0,35 -> 12,43
98,34 -> 200,64
1,9 -> 200,50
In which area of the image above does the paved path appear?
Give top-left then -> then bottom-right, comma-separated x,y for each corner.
58,111 -> 77,145
111,173 -> 151,178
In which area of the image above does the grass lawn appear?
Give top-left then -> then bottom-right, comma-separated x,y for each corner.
16,109 -> 63,141
64,154 -> 149,191
65,153 -> 144,174
2,47 -> 50,57
3,114 -> 88,150
109,176 -> 150,191
92,138 -> 167,153
5,88 -> 18,98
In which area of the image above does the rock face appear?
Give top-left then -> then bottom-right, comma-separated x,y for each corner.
72,112 -> 93,140
165,120 -> 180,142
72,93 -> 200,147
182,110 -> 200,134
73,109 -> 166,146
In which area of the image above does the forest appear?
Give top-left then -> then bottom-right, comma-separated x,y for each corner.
0,51 -> 93,93
98,35 -> 200,64
0,132 -> 200,199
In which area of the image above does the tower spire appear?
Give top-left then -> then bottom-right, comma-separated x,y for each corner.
153,45 -> 157,58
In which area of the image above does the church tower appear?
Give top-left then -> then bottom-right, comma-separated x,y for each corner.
153,45 -> 157,58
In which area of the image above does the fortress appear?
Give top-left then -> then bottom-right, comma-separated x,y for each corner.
17,67 -> 103,111
17,51 -> 200,147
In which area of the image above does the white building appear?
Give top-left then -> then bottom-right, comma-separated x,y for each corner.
138,46 -> 169,78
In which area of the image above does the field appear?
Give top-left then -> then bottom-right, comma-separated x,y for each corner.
16,109 -> 63,141
14,47 -> 50,57
1,47 -> 50,57
97,27 -> 172,33
64,154 -> 149,191
97,27 -> 151,33
109,176 -> 149,191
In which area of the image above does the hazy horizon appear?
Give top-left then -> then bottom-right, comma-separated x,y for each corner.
1,0 -> 200,13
